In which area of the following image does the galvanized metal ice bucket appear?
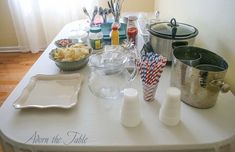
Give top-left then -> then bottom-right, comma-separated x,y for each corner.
171,46 -> 230,108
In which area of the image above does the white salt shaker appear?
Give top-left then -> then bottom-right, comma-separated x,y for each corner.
120,88 -> 141,127
159,87 -> 181,126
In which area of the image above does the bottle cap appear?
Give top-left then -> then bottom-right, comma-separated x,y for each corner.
90,27 -> 101,33
112,25 -> 118,30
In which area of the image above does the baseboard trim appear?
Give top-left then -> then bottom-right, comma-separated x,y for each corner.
0,46 -> 27,52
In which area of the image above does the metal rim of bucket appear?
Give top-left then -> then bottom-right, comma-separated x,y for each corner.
173,46 -> 228,72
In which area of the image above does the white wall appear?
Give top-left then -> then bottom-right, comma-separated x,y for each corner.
155,0 -> 235,94
99,0 -> 154,12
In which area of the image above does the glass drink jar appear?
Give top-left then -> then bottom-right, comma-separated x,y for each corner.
88,49 -> 137,99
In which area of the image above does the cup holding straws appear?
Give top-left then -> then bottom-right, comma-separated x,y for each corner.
136,49 -> 167,102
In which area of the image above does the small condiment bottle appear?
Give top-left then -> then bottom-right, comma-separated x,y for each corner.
111,25 -> 119,45
127,27 -> 138,44
89,27 -> 103,50
127,16 -> 138,45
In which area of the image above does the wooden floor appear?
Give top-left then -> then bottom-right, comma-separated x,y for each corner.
0,52 -> 42,107
0,51 -> 42,152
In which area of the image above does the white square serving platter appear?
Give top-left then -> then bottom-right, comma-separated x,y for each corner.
13,74 -> 83,109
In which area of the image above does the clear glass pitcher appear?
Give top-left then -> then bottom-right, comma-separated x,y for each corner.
88,48 -> 137,99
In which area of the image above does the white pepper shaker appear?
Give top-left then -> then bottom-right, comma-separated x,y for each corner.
120,88 -> 141,127
159,87 -> 181,126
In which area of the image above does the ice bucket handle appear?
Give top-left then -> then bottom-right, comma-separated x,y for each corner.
210,79 -> 230,93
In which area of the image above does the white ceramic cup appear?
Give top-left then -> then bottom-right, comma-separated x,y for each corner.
120,88 -> 141,127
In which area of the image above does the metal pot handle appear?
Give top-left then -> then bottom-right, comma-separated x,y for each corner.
210,79 -> 230,93
169,18 -> 179,39
170,18 -> 177,27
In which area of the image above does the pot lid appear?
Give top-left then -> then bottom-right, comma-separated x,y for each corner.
150,18 -> 198,39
